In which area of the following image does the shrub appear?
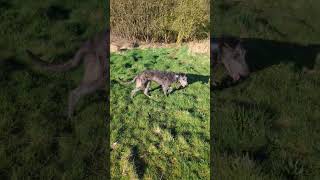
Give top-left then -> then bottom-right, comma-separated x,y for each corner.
110,0 -> 209,43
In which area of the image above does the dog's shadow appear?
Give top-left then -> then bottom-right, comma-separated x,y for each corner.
212,76 -> 245,91
187,73 -> 210,85
243,38 -> 320,73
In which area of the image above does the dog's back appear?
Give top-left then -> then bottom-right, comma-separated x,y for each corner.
140,70 -> 177,84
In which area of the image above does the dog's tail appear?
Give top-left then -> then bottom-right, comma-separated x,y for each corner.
26,48 -> 87,72
117,75 -> 138,85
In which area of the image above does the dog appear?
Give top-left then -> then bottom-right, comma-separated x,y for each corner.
120,70 -> 188,98
26,29 -> 109,118
211,36 -> 250,86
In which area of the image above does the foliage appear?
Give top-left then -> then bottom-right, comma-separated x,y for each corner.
111,0 -> 209,42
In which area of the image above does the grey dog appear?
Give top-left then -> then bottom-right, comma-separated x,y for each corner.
211,36 -> 250,86
121,70 -> 188,98
26,29 -> 109,118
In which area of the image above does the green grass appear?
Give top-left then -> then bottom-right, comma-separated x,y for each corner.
213,0 -> 320,43
213,0 -> 320,179
3,0 -> 320,179
0,0 -> 107,179
110,47 -> 210,179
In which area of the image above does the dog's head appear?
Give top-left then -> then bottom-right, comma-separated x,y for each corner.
176,73 -> 188,87
221,42 -> 250,79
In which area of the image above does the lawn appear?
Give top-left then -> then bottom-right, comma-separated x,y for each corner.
213,0 -> 320,179
0,0 -> 108,179
110,47 -> 210,179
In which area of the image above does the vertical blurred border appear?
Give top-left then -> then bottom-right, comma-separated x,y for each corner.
210,0 -> 214,179
105,0 -> 111,179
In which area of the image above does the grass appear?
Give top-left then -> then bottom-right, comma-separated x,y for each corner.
212,0 -> 320,179
0,0 -> 108,179
110,47 -> 210,179
4,0 -> 320,179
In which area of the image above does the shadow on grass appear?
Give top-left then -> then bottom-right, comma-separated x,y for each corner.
0,57 -> 27,73
187,73 -> 209,85
0,57 -> 47,84
0,0 -> 12,11
167,73 -> 209,95
39,4 -> 71,21
77,90 -> 106,116
242,38 -> 320,72
129,146 -> 147,180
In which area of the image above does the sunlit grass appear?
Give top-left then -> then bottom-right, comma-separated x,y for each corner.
110,47 -> 210,179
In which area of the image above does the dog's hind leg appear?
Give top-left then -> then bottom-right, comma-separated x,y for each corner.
130,88 -> 141,98
68,53 -> 105,118
162,85 -> 168,96
68,78 -> 104,118
143,81 -> 151,98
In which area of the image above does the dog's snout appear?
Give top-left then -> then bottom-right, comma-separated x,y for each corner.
182,82 -> 188,87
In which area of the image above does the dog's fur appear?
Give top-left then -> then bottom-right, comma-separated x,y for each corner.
121,70 -> 188,98
211,36 -> 249,86
26,29 -> 109,118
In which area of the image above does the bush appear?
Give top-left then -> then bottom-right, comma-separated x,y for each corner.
110,0 -> 209,43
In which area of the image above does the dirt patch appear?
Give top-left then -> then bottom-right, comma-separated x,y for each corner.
110,34 -> 209,55
186,40 -> 210,55
110,34 -> 137,52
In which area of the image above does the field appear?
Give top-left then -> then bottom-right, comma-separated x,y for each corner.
110,47 -> 210,179
0,0 -> 108,179
2,0 -> 320,179
213,0 -> 320,179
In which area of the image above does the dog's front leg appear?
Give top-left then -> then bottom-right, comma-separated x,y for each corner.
143,81 -> 152,98
167,86 -> 173,94
162,85 -> 168,96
